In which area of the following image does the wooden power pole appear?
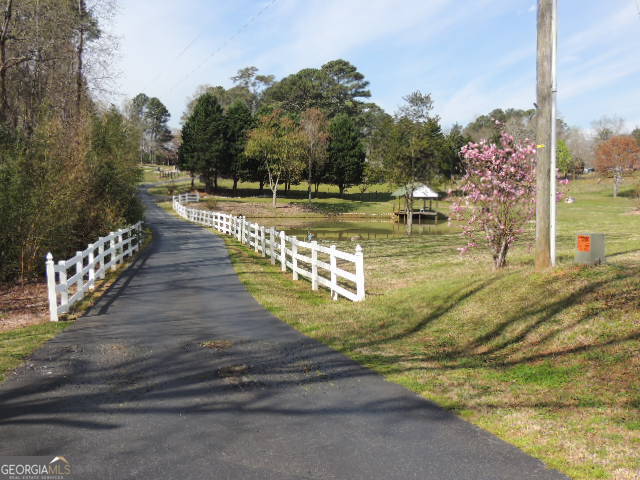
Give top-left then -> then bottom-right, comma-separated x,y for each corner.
535,0 -> 553,270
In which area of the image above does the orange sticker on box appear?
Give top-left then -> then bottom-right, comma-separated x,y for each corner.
577,235 -> 591,252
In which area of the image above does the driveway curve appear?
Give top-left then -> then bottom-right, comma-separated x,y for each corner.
0,191 -> 568,479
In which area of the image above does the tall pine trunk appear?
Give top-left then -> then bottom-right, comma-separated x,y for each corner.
0,0 -> 13,122
75,0 -> 86,116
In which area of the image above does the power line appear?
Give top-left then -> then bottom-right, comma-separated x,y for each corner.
164,0 -> 278,95
145,31 -> 206,90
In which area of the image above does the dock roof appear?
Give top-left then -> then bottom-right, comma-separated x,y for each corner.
391,184 -> 439,199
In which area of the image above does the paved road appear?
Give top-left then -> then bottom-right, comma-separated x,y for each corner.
0,193 -> 568,479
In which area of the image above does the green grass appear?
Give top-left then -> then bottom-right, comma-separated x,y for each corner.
487,362 -> 583,388
148,177 -> 412,216
0,322 -> 72,382
209,175 -> 640,480
141,164 -> 191,184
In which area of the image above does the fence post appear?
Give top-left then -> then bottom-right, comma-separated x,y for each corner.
136,221 -> 143,252
254,223 -> 259,253
58,260 -> 69,310
117,230 -> 124,266
110,232 -> 117,271
46,253 -> 58,322
355,244 -> 365,301
244,218 -> 249,244
270,227 -> 276,265
88,243 -> 95,290
280,231 -> 286,272
98,238 -> 105,279
260,226 -> 266,257
329,245 -> 338,300
240,217 -> 245,244
75,251 -> 84,298
311,241 -> 319,291
291,236 -> 298,280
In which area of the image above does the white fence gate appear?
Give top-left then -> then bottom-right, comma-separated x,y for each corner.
45,222 -> 144,321
173,193 -> 365,302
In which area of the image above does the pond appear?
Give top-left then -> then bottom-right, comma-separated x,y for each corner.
248,217 -> 457,241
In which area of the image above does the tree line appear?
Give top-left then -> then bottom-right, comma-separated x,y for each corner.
0,1 -> 145,283
173,60 -> 469,210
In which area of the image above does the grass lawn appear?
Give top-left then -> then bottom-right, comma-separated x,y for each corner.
202,175 -> 640,480
141,164 -> 190,184
0,322 -> 72,382
148,177 -> 405,217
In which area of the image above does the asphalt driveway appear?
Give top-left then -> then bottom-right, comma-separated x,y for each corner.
0,192 -> 568,479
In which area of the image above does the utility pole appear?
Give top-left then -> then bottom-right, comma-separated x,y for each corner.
535,0 -> 556,270
550,0 -> 557,266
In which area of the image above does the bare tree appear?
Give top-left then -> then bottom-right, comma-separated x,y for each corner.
591,115 -> 626,143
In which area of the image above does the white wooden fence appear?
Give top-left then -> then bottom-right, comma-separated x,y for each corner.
45,222 -> 144,321
173,193 -> 365,302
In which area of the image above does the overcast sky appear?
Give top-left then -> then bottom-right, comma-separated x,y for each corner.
109,0 -> 640,130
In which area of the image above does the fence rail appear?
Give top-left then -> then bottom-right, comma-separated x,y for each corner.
45,222 -> 144,321
173,193 -> 365,302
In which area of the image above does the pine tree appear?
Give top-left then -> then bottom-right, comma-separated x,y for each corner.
179,93 -> 226,192
327,114 -> 365,195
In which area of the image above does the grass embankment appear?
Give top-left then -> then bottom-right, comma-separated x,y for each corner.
217,176 -> 640,480
149,177 -> 399,217
0,322 -> 70,382
0,229 -> 153,383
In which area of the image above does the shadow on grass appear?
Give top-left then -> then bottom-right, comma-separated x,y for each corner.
207,185 -> 393,204
342,264 -> 640,395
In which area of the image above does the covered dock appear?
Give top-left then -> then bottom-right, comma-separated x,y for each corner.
391,184 -> 447,223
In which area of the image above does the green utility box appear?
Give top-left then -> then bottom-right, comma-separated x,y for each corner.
574,233 -> 605,265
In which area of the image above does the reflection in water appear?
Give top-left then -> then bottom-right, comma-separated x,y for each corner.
247,218 -> 456,241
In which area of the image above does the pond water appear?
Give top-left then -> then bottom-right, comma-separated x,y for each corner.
248,217 -> 457,241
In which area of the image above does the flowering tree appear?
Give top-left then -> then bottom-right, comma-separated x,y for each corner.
451,132 -> 537,268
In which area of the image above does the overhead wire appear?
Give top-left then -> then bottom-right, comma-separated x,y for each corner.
164,0 -> 278,95
145,31 -> 206,90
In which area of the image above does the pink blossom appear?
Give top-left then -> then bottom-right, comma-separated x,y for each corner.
450,131 -> 536,268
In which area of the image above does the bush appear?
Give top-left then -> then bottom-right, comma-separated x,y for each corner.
0,109 -> 143,283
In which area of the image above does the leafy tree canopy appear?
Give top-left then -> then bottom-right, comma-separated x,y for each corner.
263,59 -> 370,117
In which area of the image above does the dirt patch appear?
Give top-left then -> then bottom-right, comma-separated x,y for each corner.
592,281 -> 640,312
218,364 -> 249,377
0,282 -> 49,332
200,339 -> 233,350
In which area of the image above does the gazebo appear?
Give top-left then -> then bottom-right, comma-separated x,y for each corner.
392,183 -> 439,209
391,184 -> 443,223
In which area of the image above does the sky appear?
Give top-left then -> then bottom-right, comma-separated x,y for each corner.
109,0 -> 640,131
